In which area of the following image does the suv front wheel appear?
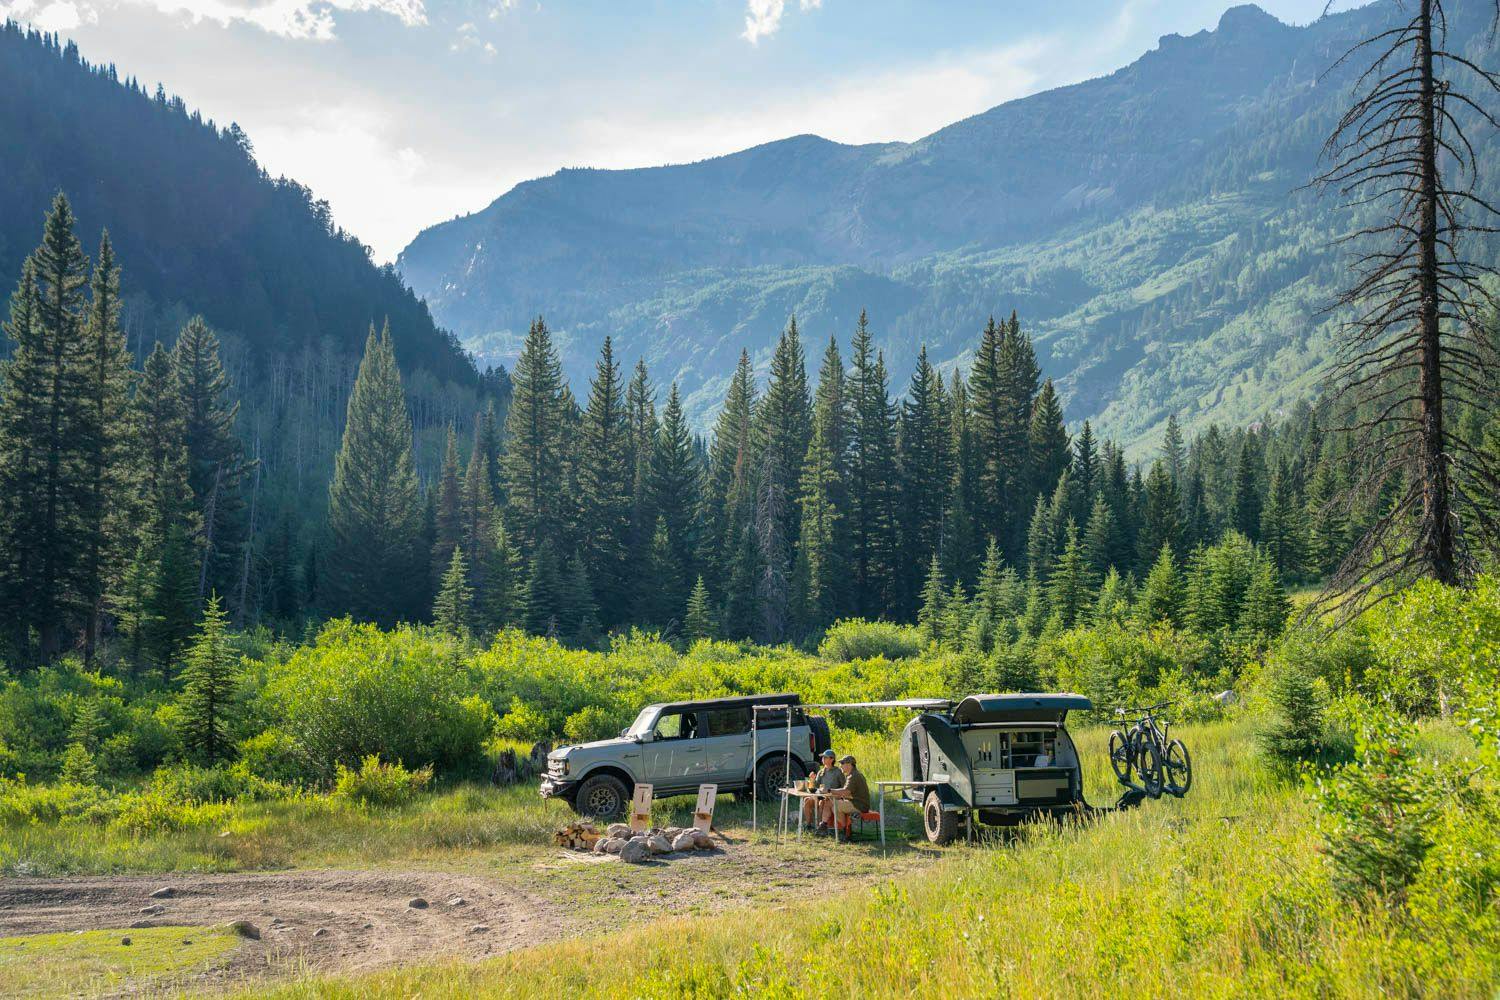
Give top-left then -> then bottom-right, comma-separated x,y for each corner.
755,755 -> 806,801
574,774 -> 629,819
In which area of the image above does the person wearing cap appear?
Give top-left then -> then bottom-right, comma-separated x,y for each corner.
819,754 -> 871,833
805,749 -> 844,827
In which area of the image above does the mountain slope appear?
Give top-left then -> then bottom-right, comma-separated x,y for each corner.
0,21 -> 475,388
398,0 -> 1499,452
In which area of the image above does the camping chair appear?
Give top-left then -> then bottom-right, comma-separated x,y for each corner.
837,808 -> 883,841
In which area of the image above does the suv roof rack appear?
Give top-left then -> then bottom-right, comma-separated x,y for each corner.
655,692 -> 801,711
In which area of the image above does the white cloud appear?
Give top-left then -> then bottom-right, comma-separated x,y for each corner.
4,0 -> 427,40
574,37 -> 1047,170
146,0 -> 427,40
1,0 -> 95,29
741,0 -> 819,45
449,18 -> 494,55
248,102 -> 497,261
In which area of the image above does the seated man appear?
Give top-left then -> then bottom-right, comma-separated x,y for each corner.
805,749 -> 843,827
819,754 -> 871,835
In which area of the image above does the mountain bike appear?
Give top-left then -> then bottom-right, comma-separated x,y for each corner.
1108,702 -> 1192,799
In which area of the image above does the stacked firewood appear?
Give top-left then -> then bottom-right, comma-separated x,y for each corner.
553,821 -> 603,851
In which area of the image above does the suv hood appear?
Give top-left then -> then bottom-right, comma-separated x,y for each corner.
551,737 -> 636,758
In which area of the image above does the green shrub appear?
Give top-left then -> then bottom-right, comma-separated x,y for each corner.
1258,656 -> 1332,768
1313,717 -> 1441,901
0,777 -> 117,825
238,729 -> 312,785
58,743 -> 97,785
818,620 -> 924,662
496,698 -> 554,742
110,790 -> 229,836
261,620 -> 496,777
1405,777 -> 1500,972
331,755 -> 432,807
563,705 -> 616,743
1362,575 -> 1500,730
988,643 -> 1042,692
148,762 -> 292,804
1047,621 -> 1217,718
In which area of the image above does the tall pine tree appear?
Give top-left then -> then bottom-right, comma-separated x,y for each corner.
0,195 -> 92,659
173,316 -> 245,602
325,325 -> 425,625
847,311 -> 899,617
898,346 -> 953,614
502,317 -> 567,555
578,337 -> 632,624
795,337 -> 849,632
78,233 -> 134,663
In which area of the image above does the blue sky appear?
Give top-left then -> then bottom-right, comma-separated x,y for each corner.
3,0 -> 1357,260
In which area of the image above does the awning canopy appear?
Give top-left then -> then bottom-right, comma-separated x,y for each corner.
952,693 -> 1092,725
752,698 -> 952,713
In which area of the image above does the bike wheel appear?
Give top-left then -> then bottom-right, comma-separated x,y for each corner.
1108,730 -> 1133,782
1134,733 -> 1164,798
1164,739 -> 1192,798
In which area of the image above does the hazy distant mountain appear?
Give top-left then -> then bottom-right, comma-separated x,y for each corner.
398,0 -> 1498,452
0,21 -> 475,388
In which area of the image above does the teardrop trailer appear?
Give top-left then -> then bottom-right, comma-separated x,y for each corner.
899,693 -> 1097,844
754,693 -> 1192,846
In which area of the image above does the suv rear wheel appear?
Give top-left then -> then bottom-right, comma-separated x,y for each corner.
575,774 -> 629,819
755,755 -> 806,801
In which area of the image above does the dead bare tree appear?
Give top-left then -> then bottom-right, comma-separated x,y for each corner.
1315,0 -> 1500,608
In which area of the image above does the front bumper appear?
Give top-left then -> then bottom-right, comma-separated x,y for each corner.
539,775 -> 577,800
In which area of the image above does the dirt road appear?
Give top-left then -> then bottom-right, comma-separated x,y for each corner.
0,834 -> 933,994
0,868 -> 560,989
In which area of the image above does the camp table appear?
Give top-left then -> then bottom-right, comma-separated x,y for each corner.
778,786 -> 842,843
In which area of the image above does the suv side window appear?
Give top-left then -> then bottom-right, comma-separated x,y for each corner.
706,708 -> 751,737
653,711 -> 702,740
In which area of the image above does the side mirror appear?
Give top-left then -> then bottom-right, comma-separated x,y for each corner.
619,728 -> 629,738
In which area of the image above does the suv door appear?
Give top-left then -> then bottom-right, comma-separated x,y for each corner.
702,707 -> 754,786
643,709 -> 707,791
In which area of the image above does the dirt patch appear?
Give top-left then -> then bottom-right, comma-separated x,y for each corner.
0,869 -> 560,991
0,832 -> 938,995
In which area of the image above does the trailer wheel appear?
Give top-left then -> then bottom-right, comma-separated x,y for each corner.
923,791 -> 959,846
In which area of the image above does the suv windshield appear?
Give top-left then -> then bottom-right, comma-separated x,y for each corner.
626,706 -> 659,737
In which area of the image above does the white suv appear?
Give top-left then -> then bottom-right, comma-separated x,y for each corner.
540,693 -> 829,818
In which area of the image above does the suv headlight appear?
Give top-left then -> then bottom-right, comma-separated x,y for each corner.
549,758 -> 569,777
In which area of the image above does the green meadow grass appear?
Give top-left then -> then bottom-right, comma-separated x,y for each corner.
237,718 -> 1496,1000
0,926 -> 235,998
3,720 -> 1493,999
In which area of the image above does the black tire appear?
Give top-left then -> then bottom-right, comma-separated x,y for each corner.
923,791 -> 960,846
574,774 -> 629,819
1108,730 -> 1133,783
1164,739 -> 1193,798
755,755 -> 806,801
1134,734 -> 1164,799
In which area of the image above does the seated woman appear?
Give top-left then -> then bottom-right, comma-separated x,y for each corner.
805,749 -> 843,827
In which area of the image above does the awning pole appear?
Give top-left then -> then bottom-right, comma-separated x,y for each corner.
751,709 -> 758,833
